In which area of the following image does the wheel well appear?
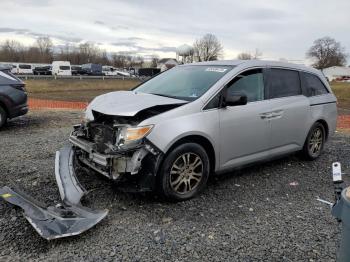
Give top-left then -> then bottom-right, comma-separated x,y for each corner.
166,135 -> 216,173
316,119 -> 329,140
0,100 -> 8,116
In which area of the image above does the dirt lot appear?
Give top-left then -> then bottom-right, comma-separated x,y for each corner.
0,110 -> 349,261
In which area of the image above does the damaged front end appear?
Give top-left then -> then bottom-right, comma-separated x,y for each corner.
70,108 -> 166,192
0,92 -> 185,240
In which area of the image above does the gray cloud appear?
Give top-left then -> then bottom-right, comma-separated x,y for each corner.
0,0 -> 350,60
94,21 -> 105,25
135,46 -> 177,53
0,28 -> 30,34
11,0 -> 52,6
111,37 -> 144,47
0,27 -> 82,43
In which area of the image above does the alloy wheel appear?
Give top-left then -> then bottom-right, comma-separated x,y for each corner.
169,153 -> 203,194
309,127 -> 323,156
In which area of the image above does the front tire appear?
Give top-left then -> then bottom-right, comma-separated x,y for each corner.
158,143 -> 210,201
0,106 -> 7,128
301,122 -> 325,160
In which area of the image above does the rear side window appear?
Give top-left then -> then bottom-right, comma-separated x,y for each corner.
303,73 -> 329,96
267,69 -> 301,99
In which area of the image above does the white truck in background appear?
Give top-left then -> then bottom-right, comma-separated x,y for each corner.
51,61 -> 72,76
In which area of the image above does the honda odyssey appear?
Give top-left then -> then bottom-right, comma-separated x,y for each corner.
68,60 -> 337,201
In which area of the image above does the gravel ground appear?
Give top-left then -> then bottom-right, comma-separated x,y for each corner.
0,110 -> 349,261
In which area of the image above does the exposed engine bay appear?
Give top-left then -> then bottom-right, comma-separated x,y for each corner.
70,104 -> 184,191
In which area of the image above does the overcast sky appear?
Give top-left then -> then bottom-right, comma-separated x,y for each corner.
0,0 -> 349,63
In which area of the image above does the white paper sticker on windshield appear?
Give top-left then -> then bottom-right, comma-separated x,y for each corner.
205,67 -> 227,73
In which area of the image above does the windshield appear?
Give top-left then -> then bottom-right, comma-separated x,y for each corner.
134,65 -> 233,101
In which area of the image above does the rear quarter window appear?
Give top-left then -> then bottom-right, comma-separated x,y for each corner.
267,68 -> 301,99
302,72 -> 329,96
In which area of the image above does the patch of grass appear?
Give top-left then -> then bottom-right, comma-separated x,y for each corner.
331,82 -> 350,110
25,79 -> 140,102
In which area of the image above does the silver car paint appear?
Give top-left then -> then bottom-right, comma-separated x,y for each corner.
89,60 -> 337,172
85,90 -> 187,120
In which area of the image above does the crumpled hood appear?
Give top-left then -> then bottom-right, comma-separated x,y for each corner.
85,91 -> 187,119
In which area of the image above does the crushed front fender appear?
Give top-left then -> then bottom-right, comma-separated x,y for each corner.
0,145 -> 109,240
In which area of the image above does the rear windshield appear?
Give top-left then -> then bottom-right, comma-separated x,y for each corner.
135,65 -> 233,101
19,64 -> 31,69
59,66 -> 70,70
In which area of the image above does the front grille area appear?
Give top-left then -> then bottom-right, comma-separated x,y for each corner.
88,123 -> 115,153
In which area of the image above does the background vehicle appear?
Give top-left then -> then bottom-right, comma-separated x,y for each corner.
71,65 -> 83,75
138,67 -> 161,77
102,66 -> 118,76
0,68 -> 28,128
33,65 -> 52,75
81,63 -> 103,76
51,61 -> 72,76
12,64 -> 33,74
71,60 -> 337,201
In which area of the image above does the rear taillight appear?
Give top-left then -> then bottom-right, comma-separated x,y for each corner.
11,84 -> 26,91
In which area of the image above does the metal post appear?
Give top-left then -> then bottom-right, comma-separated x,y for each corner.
329,162 -> 350,261
332,188 -> 350,261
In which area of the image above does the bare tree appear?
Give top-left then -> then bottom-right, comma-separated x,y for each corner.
35,37 -> 53,63
307,36 -> 347,69
149,54 -> 159,67
252,48 -> 262,59
237,52 -> 252,60
193,34 -> 223,61
237,48 -> 263,60
57,43 -> 72,61
0,40 -> 24,62
111,53 -> 129,68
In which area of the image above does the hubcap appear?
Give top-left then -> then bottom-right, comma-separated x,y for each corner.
169,153 -> 203,194
309,128 -> 323,156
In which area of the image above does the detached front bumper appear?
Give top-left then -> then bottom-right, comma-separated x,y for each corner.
0,145 -> 108,240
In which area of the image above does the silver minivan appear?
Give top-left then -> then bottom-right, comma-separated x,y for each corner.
69,60 -> 337,201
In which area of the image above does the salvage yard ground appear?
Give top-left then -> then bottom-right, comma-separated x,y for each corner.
0,110 -> 349,261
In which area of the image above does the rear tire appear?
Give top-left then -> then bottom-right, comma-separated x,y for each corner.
158,143 -> 210,201
0,106 -> 7,128
300,122 -> 325,160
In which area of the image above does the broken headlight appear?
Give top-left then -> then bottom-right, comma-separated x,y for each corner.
117,125 -> 153,146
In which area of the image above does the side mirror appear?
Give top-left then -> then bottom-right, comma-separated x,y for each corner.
223,92 -> 248,107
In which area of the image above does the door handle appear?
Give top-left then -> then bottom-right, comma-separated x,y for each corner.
270,110 -> 284,118
260,113 -> 272,119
